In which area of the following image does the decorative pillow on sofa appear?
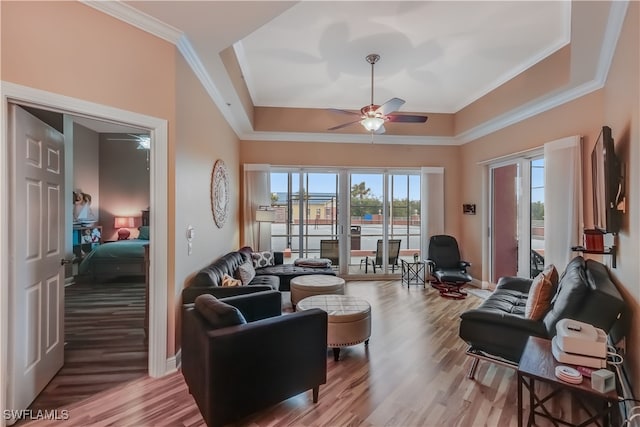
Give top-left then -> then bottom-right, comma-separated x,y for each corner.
541,264 -> 559,288
221,273 -> 242,287
194,294 -> 247,329
251,251 -> 274,268
235,261 -> 256,286
525,273 -> 554,320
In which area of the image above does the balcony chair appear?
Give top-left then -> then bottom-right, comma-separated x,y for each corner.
530,249 -> 545,278
320,239 -> 339,267
362,239 -> 401,273
426,235 -> 472,298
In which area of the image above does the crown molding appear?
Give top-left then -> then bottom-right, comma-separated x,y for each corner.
240,131 -> 460,146
86,0 -> 628,147
81,1 -> 182,44
458,0 -> 627,145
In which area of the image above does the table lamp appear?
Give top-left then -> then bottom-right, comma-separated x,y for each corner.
114,216 -> 135,240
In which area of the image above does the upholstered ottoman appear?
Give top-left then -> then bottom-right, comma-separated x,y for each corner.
290,274 -> 345,307
297,294 -> 371,361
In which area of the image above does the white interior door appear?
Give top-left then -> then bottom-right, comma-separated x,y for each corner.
8,105 -> 65,418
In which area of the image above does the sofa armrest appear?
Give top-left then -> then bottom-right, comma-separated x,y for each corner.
460,308 -> 546,336
182,285 -> 274,305
495,276 -> 533,293
221,290 -> 282,322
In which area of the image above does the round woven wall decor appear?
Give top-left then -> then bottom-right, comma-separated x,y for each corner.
211,159 -> 229,228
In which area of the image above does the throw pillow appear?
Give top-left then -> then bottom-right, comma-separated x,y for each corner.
137,226 -> 150,240
235,261 -> 256,286
251,251 -> 274,268
541,264 -> 559,288
194,294 -> 247,329
221,273 -> 242,287
525,273 -> 554,320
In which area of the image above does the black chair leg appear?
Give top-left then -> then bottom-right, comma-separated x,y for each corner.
312,386 -> 319,403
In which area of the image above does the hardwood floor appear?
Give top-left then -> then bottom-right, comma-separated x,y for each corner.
25,280 -> 148,416
22,280 -> 604,426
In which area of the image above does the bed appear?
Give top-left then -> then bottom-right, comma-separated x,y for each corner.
78,226 -> 149,282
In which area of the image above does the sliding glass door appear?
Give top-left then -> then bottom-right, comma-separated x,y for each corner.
269,168 -> 424,277
270,171 -> 340,263
489,153 -> 544,282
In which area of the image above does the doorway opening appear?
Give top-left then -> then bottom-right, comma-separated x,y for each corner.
1,82 -> 169,421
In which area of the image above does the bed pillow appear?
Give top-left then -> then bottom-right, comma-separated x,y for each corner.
194,294 -> 246,329
221,273 -> 242,287
251,251 -> 274,268
138,226 -> 150,240
235,261 -> 256,286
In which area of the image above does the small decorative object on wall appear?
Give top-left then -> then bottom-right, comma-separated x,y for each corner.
463,204 -> 476,215
211,159 -> 230,228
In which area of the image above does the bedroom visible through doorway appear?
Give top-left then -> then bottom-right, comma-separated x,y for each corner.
16,106 -> 151,413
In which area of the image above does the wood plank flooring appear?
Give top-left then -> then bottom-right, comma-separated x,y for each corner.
25,281 -> 148,415
21,280 -> 608,426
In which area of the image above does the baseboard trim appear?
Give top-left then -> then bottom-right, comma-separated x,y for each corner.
165,349 -> 181,373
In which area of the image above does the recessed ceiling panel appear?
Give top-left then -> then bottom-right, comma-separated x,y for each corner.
238,1 -> 570,113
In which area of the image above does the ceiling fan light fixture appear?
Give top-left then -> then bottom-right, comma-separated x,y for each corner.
361,116 -> 385,132
136,136 -> 151,150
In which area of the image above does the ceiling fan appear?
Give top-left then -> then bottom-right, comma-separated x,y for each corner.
328,53 -> 428,134
106,134 -> 151,150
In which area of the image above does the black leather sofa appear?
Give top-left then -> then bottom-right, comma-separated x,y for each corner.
181,290 -> 328,427
459,256 -> 629,374
184,248 -> 336,303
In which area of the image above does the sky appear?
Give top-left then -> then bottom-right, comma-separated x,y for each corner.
271,172 -> 422,200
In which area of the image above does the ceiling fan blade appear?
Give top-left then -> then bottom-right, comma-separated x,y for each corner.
387,114 -> 428,123
327,108 -> 361,116
376,97 -> 405,116
328,119 -> 362,131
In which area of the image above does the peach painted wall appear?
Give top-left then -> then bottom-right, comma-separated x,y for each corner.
73,124 -> 101,220
459,91 -> 603,281
459,1 -> 639,389
601,0 -> 640,389
239,141 -> 464,247
174,54 -> 240,349
98,137 -> 150,241
1,1 -> 179,355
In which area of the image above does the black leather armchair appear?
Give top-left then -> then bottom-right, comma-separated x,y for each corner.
181,290 -> 328,427
426,235 -> 472,286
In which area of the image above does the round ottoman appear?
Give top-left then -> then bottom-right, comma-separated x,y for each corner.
290,274 -> 345,307
297,294 -> 371,361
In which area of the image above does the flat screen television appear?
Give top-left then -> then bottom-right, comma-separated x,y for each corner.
591,125 -> 622,233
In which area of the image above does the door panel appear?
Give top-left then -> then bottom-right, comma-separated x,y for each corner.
9,105 -> 65,417
491,164 -> 518,282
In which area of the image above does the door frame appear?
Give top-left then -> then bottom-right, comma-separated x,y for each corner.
0,82 -> 170,417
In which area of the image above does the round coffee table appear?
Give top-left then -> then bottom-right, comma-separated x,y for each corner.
290,274 -> 345,307
297,294 -> 371,361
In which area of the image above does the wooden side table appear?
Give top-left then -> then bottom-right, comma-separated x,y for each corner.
517,336 -> 618,427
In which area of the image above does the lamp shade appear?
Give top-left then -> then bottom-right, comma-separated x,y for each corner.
255,209 -> 276,222
361,116 -> 385,132
114,216 -> 135,228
